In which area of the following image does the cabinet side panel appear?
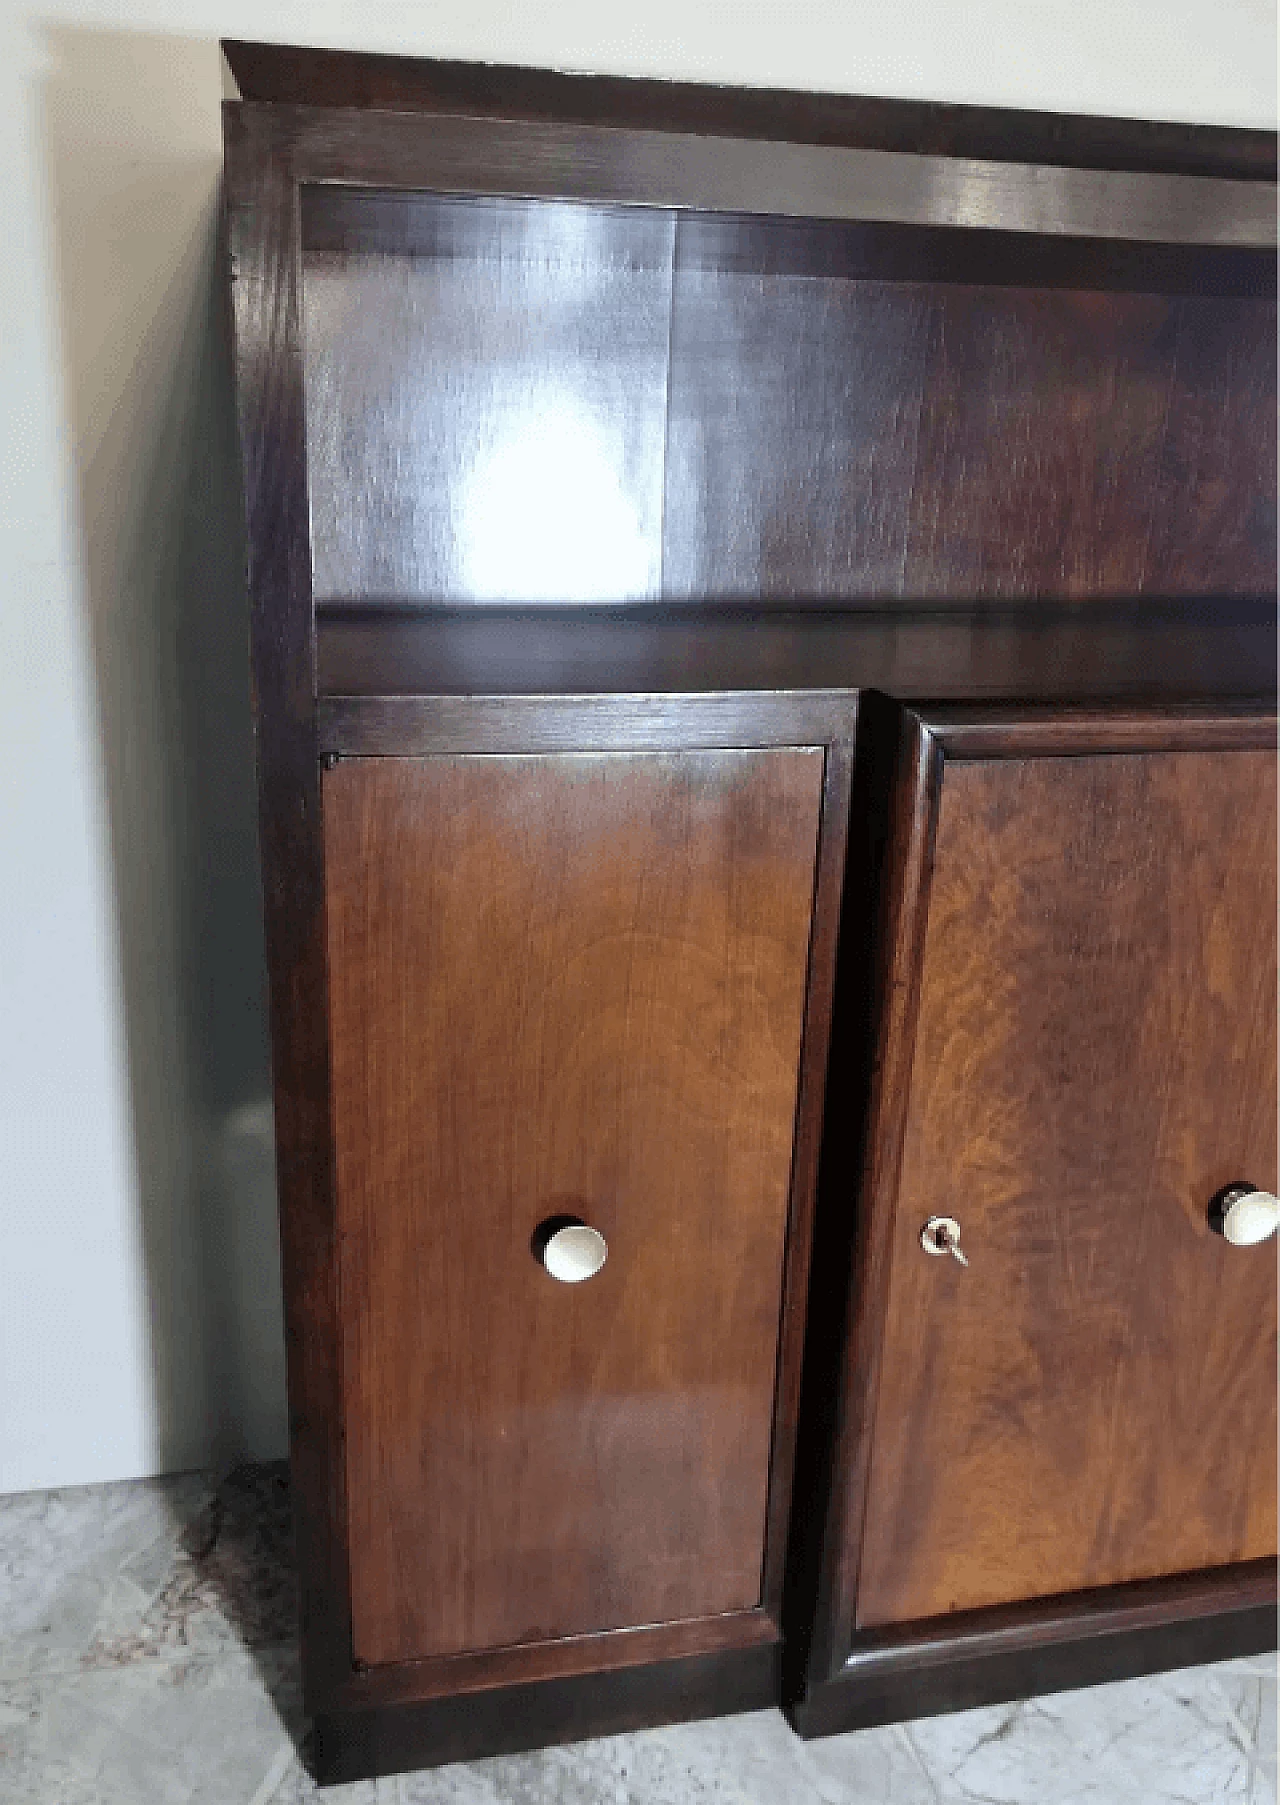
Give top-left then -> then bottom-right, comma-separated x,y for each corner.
858,747 -> 1278,1627
323,748 -> 823,1666
223,106 -> 354,1699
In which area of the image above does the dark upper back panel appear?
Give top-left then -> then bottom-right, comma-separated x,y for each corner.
298,185 -> 1275,607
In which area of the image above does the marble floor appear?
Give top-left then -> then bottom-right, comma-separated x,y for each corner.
0,1466 -> 1273,1804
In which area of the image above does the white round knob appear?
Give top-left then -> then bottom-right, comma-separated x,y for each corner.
1209,1185 -> 1280,1247
538,1221 -> 608,1283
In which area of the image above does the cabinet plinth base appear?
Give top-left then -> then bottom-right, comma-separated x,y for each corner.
312,1643 -> 780,1785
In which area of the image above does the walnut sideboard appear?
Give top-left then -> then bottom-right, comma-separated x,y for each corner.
220,40 -> 1278,1783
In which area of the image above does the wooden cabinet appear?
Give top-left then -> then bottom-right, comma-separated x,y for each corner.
792,704 -> 1278,1732
221,37 -> 1277,1783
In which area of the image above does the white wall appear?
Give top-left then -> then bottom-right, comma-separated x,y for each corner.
1,0 -> 1274,1496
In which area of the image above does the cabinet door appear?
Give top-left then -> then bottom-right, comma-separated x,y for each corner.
842,710 -> 1276,1639
323,748 -> 824,1668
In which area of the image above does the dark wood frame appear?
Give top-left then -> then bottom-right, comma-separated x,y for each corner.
222,42 -> 1277,1780
787,699 -> 1280,1739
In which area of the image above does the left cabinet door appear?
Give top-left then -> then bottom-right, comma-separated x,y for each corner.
322,747 -> 825,1669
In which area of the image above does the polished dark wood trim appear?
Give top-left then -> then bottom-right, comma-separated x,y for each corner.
316,601 -> 1279,704
331,1608 -> 777,1712
789,700 -> 945,1687
762,738 -> 856,1621
791,1561 -> 1278,1737
319,691 -> 859,757
259,103 -> 1276,248
921,699 -> 1279,758
222,40 -> 1276,185
222,105 -> 353,1707
779,695 -> 902,1696
320,693 -> 1280,762
301,181 -> 1273,298
666,209 -> 1275,296
314,1642 -> 781,1783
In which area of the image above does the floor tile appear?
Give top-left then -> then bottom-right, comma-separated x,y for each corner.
256,1755 -> 382,1805
0,1651 -> 299,1805
399,1710 -> 830,1804
907,1668 -> 1255,1804
0,1474 -> 212,1679
782,1717 -> 940,1802
1250,1673 -> 1277,1804
80,1464 -> 296,1670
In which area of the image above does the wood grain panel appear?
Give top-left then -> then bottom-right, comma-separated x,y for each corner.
662,268 -> 931,600
901,288 -> 1178,598
318,691 -> 858,758
857,747 -> 1278,1627
899,289 -> 1277,600
300,195 -> 673,604
1142,296 -> 1278,594
298,187 -> 1275,615
662,262 -> 1275,603
324,749 -> 824,1667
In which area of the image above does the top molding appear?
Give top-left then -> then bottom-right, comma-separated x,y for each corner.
222,38 -> 1276,185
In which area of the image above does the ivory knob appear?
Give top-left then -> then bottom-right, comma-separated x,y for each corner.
535,1219 -> 609,1283
1208,1184 -> 1280,1247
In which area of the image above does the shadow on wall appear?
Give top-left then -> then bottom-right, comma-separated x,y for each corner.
38,27 -> 286,1472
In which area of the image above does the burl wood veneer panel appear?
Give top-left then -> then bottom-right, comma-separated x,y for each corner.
857,748 -> 1278,1627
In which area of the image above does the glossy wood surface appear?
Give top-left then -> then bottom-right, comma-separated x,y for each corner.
319,692 -> 859,759
274,104 -> 1278,248
856,742 -> 1278,1628
307,188 -> 1273,298
301,199 -> 673,605
299,191 -> 1276,607
329,1607 -> 777,1713
224,40 -> 1276,184
315,600 -> 1277,706
667,276 -> 1275,603
662,273 -> 928,603
323,749 -> 824,1666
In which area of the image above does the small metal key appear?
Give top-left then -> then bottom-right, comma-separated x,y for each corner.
920,1215 -> 969,1266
